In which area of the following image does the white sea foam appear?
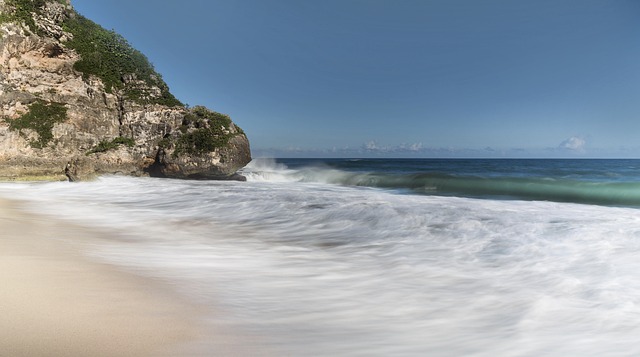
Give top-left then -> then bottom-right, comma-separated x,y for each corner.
240,157 -> 299,182
2,176 -> 640,356
241,157 -> 360,185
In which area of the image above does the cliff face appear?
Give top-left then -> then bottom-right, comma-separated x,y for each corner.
0,0 -> 251,181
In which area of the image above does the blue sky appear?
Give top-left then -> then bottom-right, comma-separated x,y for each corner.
71,0 -> 640,158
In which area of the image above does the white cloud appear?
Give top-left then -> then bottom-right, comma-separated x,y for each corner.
362,141 -> 428,153
363,140 -> 381,151
559,136 -> 586,152
256,140 -> 596,158
400,142 -> 424,151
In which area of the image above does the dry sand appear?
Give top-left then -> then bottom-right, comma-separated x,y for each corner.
0,198 -> 273,357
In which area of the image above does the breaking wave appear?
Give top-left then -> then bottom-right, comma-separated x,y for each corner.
242,158 -> 640,207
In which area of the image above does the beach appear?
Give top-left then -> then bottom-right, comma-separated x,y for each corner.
0,198 -> 270,357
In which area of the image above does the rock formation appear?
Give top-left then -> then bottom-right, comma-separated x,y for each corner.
0,0 -> 251,181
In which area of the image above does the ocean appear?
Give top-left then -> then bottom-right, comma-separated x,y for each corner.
3,158 -> 640,356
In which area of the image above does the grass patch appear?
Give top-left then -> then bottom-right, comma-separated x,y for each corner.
86,136 -> 135,155
9,99 -> 67,148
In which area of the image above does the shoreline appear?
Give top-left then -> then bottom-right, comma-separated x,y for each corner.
0,198 -> 272,356
0,175 -> 67,182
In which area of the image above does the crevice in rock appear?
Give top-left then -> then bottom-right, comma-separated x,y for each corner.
144,147 -> 167,178
43,43 -> 63,58
116,94 -> 125,136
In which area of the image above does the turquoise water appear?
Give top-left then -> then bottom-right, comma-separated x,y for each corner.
2,158 -> 640,355
268,158 -> 640,207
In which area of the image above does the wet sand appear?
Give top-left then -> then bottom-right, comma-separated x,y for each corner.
0,198 -> 271,356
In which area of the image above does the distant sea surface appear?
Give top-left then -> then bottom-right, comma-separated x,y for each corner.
3,158 -> 640,356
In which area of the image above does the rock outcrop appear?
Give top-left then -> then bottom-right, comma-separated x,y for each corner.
0,0 -> 251,181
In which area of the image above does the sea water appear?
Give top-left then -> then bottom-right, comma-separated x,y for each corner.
2,158 -> 640,356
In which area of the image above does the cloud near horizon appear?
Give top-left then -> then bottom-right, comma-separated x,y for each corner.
558,136 -> 587,152
252,137 -> 604,158
362,141 -> 425,153
255,141 -> 517,158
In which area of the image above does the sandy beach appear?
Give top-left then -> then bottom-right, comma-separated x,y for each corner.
0,198 -> 270,357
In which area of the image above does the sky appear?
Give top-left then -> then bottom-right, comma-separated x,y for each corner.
71,0 -> 640,158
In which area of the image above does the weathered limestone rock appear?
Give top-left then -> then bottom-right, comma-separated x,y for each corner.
154,134 -> 252,179
0,0 -> 251,181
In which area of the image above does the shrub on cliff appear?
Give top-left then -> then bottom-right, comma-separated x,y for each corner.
172,106 -> 243,156
0,0 -> 48,35
2,0 -> 183,107
9,99 -> 67,148
86,136 -> 135,155
63,14 -> 182,107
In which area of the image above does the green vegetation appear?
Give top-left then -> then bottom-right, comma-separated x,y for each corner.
186,105 -> 233,128
0,0 -> 67,34
173,106 -> 243,156
1,0 -> 46,34
63,14 -> 182,107
175,128 -> 228,156
86,136 -> 135,155
3,0 -> 183,107
9,99 -> 67,148
2,1 -> 182,106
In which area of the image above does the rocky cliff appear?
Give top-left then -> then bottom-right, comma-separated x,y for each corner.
0,0 -> 251,181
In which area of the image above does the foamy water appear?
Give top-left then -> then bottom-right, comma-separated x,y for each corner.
2,160 -> 640,356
